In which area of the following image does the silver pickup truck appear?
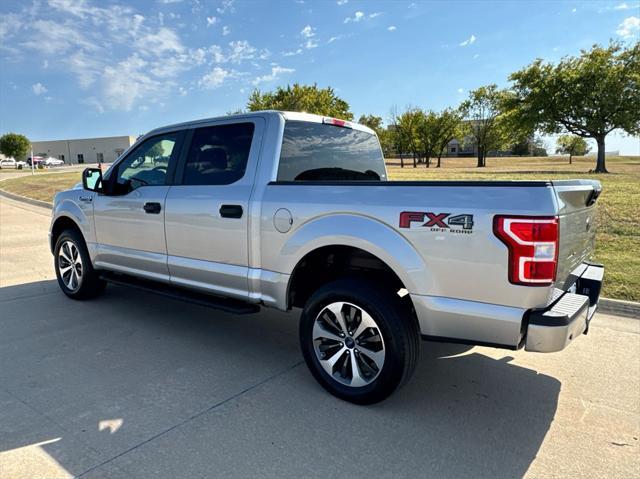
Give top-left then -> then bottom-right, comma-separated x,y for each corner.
50,111 -> 604,404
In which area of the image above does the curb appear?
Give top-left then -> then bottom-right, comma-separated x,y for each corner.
0,188 -> 53,209
598,298 -> 640,319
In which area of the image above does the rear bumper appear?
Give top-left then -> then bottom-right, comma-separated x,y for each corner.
525,263 -> 604,353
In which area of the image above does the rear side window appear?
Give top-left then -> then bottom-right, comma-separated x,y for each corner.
183,122 -> 255,185
278,121 -> 386,181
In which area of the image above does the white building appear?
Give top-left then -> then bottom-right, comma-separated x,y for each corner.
31,135 -> 137,165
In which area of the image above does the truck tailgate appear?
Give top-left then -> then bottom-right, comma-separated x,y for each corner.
552,180 -> 602,289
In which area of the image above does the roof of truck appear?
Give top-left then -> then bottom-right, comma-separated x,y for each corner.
145,110 -> 375,137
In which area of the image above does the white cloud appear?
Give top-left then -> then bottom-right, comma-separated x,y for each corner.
304,39 -> 318,49
66,50 -> 103,88
217,0 -> 235,14
283,48 -> 303,56
32,83 -> 47,95
301,25 -> 315,38
228,40 -> 258,62
337,0 -> 348,5
457,88 -> 464,94
101,55 -> 162,111
459,34 -> 476,46
387,25 -> 396,31
252,66 -> 295,85
369,12 -> 383,18
22,20 -> 97,54
328,34 -> 345,43
12,1 -> 275,112
616,16 -> 639,38
199,67 -> 231,89
135,27 -> 184,54
473,53 -> 480,59
82,96 -> 105,113
344,11 -> 364,23
614,3 -> 633,10
0,13 -> 22,43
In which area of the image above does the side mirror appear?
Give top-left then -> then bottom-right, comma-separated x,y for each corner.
82,168 -> 103,192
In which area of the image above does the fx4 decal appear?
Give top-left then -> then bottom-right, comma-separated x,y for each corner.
399,212 -> 474,233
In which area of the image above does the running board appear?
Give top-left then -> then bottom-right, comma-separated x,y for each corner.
100,272 -> 260,315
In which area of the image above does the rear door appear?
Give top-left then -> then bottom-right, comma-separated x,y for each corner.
164,118 -> 264,298
92,131 -> 184,280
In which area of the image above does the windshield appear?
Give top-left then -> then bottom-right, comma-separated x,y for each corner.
278,121 -> 386,181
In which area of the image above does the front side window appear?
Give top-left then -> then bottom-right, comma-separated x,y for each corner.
183,123 -> 255,185
278,121 -> 386,181
113,132 -> 180,194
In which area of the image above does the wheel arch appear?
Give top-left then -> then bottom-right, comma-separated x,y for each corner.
50,214 -> 85,253
281,214 -> 430,309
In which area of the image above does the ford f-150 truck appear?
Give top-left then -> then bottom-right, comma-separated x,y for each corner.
50,111 -> 604,404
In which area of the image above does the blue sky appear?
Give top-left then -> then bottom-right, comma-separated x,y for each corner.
1,0 -> 639,154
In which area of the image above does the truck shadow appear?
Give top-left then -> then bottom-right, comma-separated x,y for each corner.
0,280 -> 559,479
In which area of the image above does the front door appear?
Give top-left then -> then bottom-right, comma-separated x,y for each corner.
93,131 -> 184,281
164,119 -> 263,298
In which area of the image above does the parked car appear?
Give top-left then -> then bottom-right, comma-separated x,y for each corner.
0,158 -> 27,169
43,157 -> 65,167
49,111 -> 604,404
26,156 -> 45,167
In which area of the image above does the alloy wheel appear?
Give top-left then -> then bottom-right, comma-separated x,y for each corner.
312,301 -> 386,388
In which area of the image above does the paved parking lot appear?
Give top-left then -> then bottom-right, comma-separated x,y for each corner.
1,195 -> 639,479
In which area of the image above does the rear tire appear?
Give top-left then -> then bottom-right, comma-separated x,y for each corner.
54,229 -> 106,300
299,278 -> 420,404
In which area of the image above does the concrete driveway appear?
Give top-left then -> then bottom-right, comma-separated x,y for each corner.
1,196 -> 638,479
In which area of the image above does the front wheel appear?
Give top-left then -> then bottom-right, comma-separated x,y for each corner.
54,229 -> 106,300
299,278 -> 420,404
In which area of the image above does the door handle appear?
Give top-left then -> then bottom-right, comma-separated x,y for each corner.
143,202 -> 162,214
219,204 -> 243,219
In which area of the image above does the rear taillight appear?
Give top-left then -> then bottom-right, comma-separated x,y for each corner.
493,216 -> 559,286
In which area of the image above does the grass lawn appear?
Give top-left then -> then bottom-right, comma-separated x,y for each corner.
0,171 -> 82,202
1,155 -> 638,301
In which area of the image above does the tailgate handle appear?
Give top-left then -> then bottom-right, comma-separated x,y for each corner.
220,204 -> 243,219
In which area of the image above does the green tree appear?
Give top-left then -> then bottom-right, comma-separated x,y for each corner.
460,85 -> 509,167
556,135 -> 590,164
507,42 -> 640,173
432,108 -> 463,167
357,114 -> 384,133
146,142 -> 165,159
510,136 -> 548,156
510,138 -> 532,156
247,83 -> 353,120
416,110 -> 439,167
0,133 -> 30,161
394,108 -> 424,168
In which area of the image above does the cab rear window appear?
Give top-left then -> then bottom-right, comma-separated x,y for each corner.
277,121 -> 386,181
